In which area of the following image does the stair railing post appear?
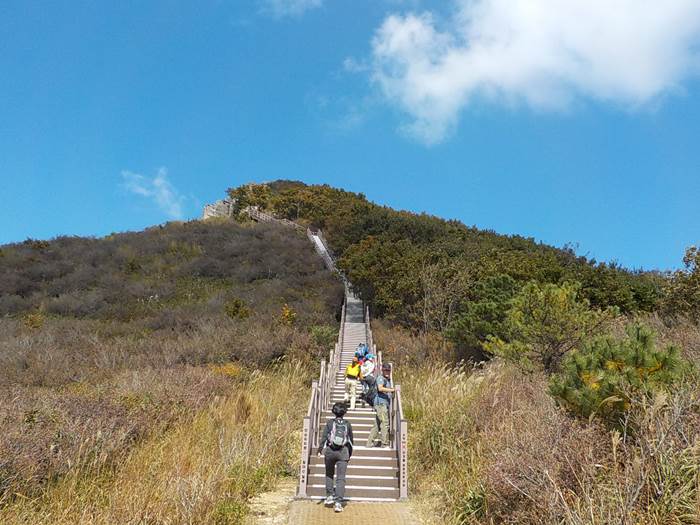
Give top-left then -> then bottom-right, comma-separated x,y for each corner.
318,360 -> 326,431
298,378 -> 318,498
396,384 -> 408,500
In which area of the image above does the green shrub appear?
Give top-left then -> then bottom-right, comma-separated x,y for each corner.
310,325 -> 336,349
226,180 -> 663,327
280,303 -> 296,326
484,281 -> 616,373
224,298 -> 251,320
447,274 -> 518,360
167,240 -> 203,259
213,500 -> 248,525
663,246 -> 700,323
123,257 -> 141,275
550,323 -> 687,426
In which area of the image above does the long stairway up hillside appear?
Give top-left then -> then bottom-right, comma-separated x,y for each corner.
305,294 -> 402,501
242,205 -> 408,501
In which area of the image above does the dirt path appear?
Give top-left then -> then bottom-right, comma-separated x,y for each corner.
245,479 -> 297,525
245,480 -> 422,525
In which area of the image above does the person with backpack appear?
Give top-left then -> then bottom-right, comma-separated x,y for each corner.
355,343 -> 368,361
366,363 -> 395,448
359,357 -> 375,379
344,356 -> 362,410
358,370 -> 377,408
318,402 -> 354,513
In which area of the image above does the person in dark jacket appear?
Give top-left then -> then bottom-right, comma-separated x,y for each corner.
318,402 -> 354,512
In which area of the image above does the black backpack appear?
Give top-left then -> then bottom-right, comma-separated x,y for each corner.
360,375 -> 378,407
327,418 -> 349,450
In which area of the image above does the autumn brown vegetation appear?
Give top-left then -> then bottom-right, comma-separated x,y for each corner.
0,220 -> 342,505
383,327 -> 699,525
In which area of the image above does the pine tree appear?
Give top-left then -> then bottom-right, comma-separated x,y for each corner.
549,323 -> 686,426
484,281 -> 616,373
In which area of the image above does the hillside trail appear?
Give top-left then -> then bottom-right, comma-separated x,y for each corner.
241,211 -> 420,524
245,480 -> 422,525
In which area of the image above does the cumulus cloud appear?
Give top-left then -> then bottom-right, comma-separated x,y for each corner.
370,0 -> 700,143
262,0 -> 322,18
121,168 -> 185,219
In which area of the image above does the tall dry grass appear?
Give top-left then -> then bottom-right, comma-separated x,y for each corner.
398,361 -> 699,525
0,359 -> 309,524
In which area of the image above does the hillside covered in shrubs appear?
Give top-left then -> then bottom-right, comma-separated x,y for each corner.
1,182 -> 697,524
228,181 -> 698,354
0,220 -> 342,508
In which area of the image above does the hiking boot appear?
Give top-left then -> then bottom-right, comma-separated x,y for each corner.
334,502 -> 343,513
324,496 -> 334,507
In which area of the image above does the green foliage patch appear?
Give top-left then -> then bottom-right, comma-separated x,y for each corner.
550,323 -> 688,426
224,297 -> 251,320
484,281 -> 617,373
227,181 -> 666,338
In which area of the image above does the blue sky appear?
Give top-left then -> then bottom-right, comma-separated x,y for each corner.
1,0 -> 699,271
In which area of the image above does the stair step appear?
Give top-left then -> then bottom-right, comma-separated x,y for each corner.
308,495 -> 399,502
311,456 -> 397,468
307,485 -> 400,500
310,446 -> 396,458
309,464 -> 397,476
308,474 -> 399,488
318,429 -> 374,437
321,408 -> 375,415
320,416 -> 375,423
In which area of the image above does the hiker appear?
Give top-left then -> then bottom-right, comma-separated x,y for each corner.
366,363 -> 395,448
358,370 -> 376,408
360,356 -> 375,378
318,402 -> 354,513
344,356 -> 362,409
355,343 -> 367,361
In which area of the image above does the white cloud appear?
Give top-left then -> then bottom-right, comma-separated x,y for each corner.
262,0 -> 322,18
121,167 -> 185,219
343,57 -> 369,73
370,0 -> 700,143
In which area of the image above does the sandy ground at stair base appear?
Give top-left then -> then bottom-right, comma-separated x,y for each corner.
245,479 -> 422,525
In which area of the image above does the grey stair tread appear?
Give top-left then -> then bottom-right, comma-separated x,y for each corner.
307,485 -> 400,499
308,475 -> 399,488
307,495 -> 399,502
309,463 -> 396,472
310,453 -> 397,463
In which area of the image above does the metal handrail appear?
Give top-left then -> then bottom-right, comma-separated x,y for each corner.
245,206 -> 305,232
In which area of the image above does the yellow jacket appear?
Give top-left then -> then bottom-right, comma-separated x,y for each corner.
345,362 -> 361,379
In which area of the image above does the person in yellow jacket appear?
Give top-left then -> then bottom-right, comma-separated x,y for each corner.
344,356 -> 362,410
